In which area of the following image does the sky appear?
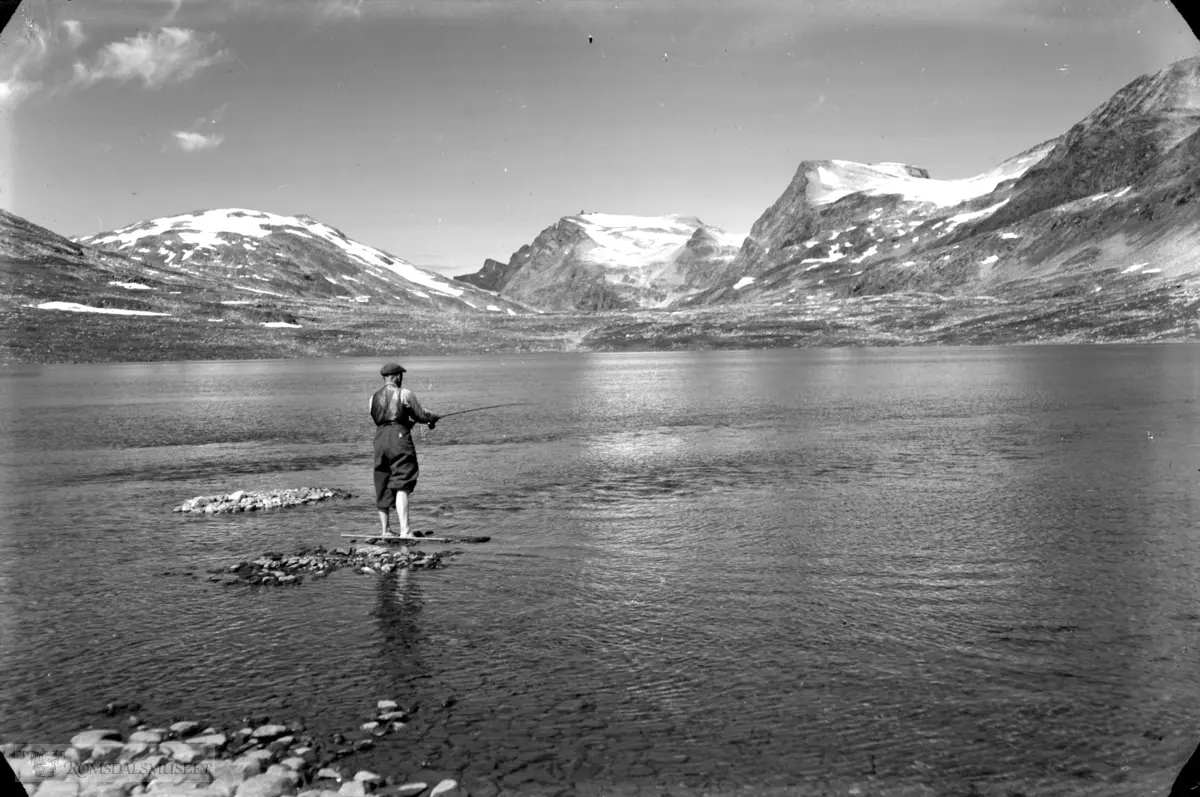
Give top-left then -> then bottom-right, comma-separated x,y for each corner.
0,0 -> 1196,278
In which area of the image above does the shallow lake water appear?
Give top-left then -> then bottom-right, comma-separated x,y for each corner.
2,345 -> 1199,796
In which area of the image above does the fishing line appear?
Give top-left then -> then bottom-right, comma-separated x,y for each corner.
437,402 -> 535,420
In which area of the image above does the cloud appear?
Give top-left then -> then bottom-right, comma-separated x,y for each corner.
72,27 -> 230,89
0,80 -> 42,112
61,20 -> 87,50
0,18 -> 52,111
171,102 -> 228,151
171,130 -> 226,151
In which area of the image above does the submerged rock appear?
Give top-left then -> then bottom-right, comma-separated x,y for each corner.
172,488 -> 353,514
208,546 -> 457,588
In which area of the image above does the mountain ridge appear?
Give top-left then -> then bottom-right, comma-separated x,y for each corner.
74,207 -> 526,314
670,55 -> 1200,310
455,213 -> 745,311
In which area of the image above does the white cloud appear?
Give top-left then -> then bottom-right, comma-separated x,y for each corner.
0,79 -> 42,112
73,27 -> 230,89
0,19 -> 51,112
172,130 -> 225,151
62,20 -> 86,50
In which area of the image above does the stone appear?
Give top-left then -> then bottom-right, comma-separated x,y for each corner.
240,750 -> 276,770
336,783 -> 366,797
375,701 -> 397,712
393,784 -> 427,797
427,781 -> 460,797
315,769 -> 341,782
168,722 -> 202,739
70,731 -> 123,756
376,713 -> 406,723
279,758 -> 308,772
236,773 -> 297,797
251,726 -> 289,742
78,785 -> 135,797
359,723 -> 378,734
118,742 -> 151,762
8,756 -> 48,786
127,732 -> 164,745
184,736 -> 226,756
147,768 -> 212,789
85,741 -> 125,766
158,743 -> 202,764
77,771 -> 148,797
205,760 -> 255,782
266,738 -> 294,755
35,781 -> 82,797
265,765 -> 300,786
352,773 -> 380,785
290,748 -> 317,764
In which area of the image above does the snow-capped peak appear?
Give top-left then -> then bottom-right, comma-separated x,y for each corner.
565,213 -> 742,269
84,208 -> 463,298
808,145 -> 1052,209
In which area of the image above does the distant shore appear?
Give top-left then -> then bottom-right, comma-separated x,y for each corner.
4,289 -> 1197,365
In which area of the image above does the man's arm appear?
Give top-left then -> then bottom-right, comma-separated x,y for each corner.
400,388 -> 439,425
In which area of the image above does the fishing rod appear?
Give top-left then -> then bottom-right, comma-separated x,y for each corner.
436,402 -> 534,420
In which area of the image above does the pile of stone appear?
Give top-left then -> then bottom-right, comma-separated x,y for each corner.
2,705 -> 464,797
172,488 -> 353,515
207,546 -> 457,587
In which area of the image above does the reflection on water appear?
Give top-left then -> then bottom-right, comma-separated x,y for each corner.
1,345 -> 1199,796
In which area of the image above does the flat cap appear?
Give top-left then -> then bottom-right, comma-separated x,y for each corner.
380,362 -> 406,376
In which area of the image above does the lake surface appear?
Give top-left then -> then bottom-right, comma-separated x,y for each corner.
2,346 -> 1199,797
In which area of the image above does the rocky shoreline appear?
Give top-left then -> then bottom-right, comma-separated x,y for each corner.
3,702 -> 465,797
205,545 -> 457,587
172,489 -> 353,515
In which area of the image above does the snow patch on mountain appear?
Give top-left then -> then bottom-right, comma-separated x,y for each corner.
946,199 -> 1010,227
32,302 -> 172,317
808,148 -> 1047,208
569,214 -> 700,268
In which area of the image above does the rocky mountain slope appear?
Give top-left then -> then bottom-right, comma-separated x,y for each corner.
674,55 -> 1200,309
76,208 -> 524,314
454,213 -> 744,311
2,207 -> 526,362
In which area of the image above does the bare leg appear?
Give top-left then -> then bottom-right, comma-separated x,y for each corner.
377,509 -> 392,537
398,491 -> 413,537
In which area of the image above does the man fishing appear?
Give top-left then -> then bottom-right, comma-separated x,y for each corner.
370,362 -> 439,538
